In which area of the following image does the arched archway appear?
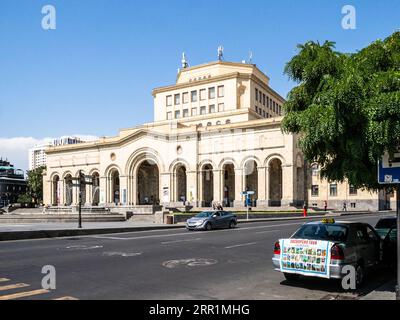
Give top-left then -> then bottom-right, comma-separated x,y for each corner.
110,169 -> 120,205
222,163 -> 235,207
201,164 -> 213,207
92,172 -> 100,206
52,175 -> 60,206
64,174 -> 73,206
269,158 -> 282,206
244,160 -> 258,206
137,160 -> 159,205
175,164 -> 187,202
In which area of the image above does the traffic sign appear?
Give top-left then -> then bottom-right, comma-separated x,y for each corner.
378,150 -> 400,184
241,191 -> 255,195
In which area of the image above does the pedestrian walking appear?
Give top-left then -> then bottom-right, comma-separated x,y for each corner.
324,200 -> 327,212
342,202 -> 347,212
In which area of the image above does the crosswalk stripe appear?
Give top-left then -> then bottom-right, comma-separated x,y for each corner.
53,296 -> 79,300
0,278 -> 10,283
0,289 -> 49,300
0,283 -> 30,291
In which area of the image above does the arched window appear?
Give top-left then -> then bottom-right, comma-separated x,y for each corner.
207,122 -> 212,126
216,121 -> 221,125
225,119 -> 231,124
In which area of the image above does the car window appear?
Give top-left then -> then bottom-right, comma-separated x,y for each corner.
196,211 -> 213,218
213,212 -> 221,217
355,225 -> 370,244
366,225 -> 379,241
375,218 -> 396,229
292,224 -> 348,242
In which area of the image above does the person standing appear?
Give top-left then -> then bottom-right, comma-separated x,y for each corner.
342,202 -> 347,212
324,200 -> 328,212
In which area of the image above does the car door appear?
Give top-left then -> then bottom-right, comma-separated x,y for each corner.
220,211 -> 231,228
354,224 -> 378,268
212,211 -> 223,228
365,224 -> 382,264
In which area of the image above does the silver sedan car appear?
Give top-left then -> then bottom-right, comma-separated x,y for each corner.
186,211 -> 237,231
272,219 -> 382,288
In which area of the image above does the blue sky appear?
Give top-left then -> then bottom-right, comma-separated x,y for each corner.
0,0 -> 399,170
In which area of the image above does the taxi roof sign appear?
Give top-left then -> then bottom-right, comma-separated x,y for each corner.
321,218 -> 335,224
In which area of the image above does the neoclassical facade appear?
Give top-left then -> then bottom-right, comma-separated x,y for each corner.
43,59 -> 389,211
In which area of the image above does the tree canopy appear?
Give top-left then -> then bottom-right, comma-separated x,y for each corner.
282,31 -> 400,189
26,166 -> 46,204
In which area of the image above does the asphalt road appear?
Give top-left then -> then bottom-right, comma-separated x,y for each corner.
0,213 -> 396,300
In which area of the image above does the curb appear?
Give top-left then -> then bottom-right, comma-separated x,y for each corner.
0,211 -> 380,242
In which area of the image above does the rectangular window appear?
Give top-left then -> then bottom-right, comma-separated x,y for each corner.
311,185 -> 319,197
218,103 -> 225,112
182,92 -> 189,104
255,88 -> 258,101
183,109 -> 189,117
166,95 -> 172,106
259,92 -> 263,103
255,106 -> 258,113
200,89 -> 206,101
349,185 -> 358,195
269,98 -> 272,109
200,106 -> 207,115
174,110 -> 180,119
191,108 -> 197,116
209,87 -> 215,99
263,94 -> 266,106
174,94 -> 180,105
191,90 -> 197,102
209,104 -> 215,113
217,85 -> 224,97
263,110 -> 266,117
330,184 -> 338,197
166,112 -> 172,120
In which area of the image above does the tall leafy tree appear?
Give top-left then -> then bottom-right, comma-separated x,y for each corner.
26,166 -> 46,204
282,32 -> 400,189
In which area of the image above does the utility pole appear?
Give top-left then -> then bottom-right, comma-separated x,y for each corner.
71,170 -> 93,229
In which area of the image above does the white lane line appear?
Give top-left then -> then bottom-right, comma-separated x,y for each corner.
255,230 -> 278,234
161,238 -> 202,245
225,242 -> 257,249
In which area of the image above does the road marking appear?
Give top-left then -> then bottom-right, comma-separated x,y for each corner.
103,251 -> 142,257
63,245 -> 103,251
53,296 -> 79,300
225,242 -> 257,249
162,258 -> 218,269
255,230 -> 278,234
161,238 -> 202,245
0,278 -> 10,283
0,283 -> 30,291
0,289 -> 49,300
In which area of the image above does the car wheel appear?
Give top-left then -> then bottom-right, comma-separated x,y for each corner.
355,264 -> 365,289
205,222 -> 212,231
283,273 -> 300,282
229,220 -> 236,229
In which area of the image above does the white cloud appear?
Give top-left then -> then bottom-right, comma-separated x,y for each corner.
0,135 -> 98,172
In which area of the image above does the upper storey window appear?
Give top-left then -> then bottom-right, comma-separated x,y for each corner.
166,95 -> 172,107
217,85 -> 224,98
255,88 -> 259,101
174,94 -> 180,105
200,89 -> 206,101
209,87 -> 215,99
191,90 -> 197,102
182,92 -> 189,104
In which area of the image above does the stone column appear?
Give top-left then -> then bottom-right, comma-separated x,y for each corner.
234,168 -> 243,207
99,176 -> 107,206
282,164 -> 294,206
265,166 -> 270,206
213,169 -> 222,204
186,170 -> 197,206
257,166 -> 267,207
119,175 -> 128,205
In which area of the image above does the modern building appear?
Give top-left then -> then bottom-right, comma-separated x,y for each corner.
42,54 -> 394,212
0,159 -> 27,206
29,137 -> 87,170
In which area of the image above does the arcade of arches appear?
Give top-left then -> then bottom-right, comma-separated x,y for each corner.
49,156 -> 291,208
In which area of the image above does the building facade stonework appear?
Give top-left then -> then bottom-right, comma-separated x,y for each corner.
42,60 -> 391,212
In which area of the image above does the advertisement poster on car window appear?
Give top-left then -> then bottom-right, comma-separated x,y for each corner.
279,239 -> 334,279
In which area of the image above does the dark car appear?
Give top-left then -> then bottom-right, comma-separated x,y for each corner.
375,217 -> 397,239
186,210 -> 237,230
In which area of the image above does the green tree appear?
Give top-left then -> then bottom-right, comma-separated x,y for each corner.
17,193 -> 32,205
26,166 -> 46,204
282,32 -> 400,189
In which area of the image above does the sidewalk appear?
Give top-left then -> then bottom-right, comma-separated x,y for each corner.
360,280 -> 397,300
0,211 -> 380,241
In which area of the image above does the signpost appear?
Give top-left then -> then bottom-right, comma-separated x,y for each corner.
71,171 -> 93,229
378,149 -> 400,300
242,191 -> 255,221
